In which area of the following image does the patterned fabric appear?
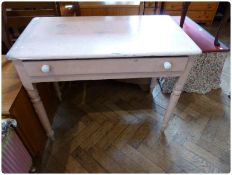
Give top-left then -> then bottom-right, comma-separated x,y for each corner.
160,52 -> 228,94
2,118 -> 17,139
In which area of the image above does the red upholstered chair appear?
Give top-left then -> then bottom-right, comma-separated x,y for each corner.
159,3 -> 230,94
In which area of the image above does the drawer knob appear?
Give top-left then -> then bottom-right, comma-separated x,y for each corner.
41,65 -> 50,73
163,62 -> 172,70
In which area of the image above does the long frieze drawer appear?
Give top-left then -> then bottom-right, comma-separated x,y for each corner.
23,57 -> 189,77
165,2 -> 219,11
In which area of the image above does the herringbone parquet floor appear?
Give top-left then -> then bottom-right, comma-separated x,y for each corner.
38,78 -> 230,173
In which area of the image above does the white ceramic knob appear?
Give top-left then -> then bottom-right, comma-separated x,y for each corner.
163,62 -> 172,70
41,65 -> 50,73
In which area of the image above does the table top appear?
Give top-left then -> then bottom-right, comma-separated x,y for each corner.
7,15 -> 202,60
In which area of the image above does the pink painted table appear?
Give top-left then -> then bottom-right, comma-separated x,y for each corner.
6,16 -> 202,139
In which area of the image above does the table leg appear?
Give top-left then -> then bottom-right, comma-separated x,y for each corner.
13,60 -> 54,140
161,58 -> 194,132
26,85 -> 54,139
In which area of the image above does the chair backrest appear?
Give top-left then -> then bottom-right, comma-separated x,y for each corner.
59,2 -> 80,16
214,5 -> 230,47
179,2 -> 191,27
2,2 -> 60,49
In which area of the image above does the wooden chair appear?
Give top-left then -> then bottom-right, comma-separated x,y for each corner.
2,2 -> 60,49
59,2 -> 80,16
170,2 -> 229,52
2,2 -> 63,101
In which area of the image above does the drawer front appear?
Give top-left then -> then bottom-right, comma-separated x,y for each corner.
23,58 -> 188,77
80,7 -> 139,16
165,2 -> 218,11
145,2 -> 156,8
144,8 -> 155,15
78,1 -> 141,16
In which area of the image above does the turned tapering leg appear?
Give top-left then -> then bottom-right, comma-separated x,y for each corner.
13,60 -> 54,139
161,90 -> 181,131
161,58 -> 194,132
26,85 -> 54,139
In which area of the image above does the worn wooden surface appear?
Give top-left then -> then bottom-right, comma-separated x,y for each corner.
79,1 -> 140,8
78,1 -> 141,16
6,16 -> 201,60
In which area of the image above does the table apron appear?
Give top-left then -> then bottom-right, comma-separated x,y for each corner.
22,57 -> 189,82
28,71 -> 184,83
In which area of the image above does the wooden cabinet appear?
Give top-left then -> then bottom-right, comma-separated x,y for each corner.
163,2 -> 219,24
59,1 -> 219,24
144,2 -> 219,24
144,2 -> 162,14
145,2 -> 156,8
164,2 -> 218,11
7,87 -> 47,158
2,56 -> 59,158
79,2 -> 141,16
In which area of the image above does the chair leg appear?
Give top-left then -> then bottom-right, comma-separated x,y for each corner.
53,82 -> 62,101
180,2 -> 191,28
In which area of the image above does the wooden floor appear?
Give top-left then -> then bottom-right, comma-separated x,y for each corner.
38,78 -> 230,173
38,22 -> 230,173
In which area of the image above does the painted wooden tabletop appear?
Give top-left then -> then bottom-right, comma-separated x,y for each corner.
7,15 -> 202,60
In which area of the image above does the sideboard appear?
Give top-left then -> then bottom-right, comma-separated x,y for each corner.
60,1 -> 219,24
144,2 -> 219,24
